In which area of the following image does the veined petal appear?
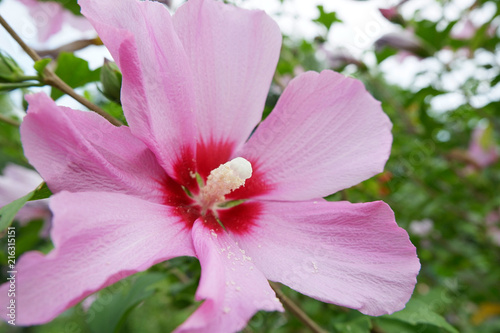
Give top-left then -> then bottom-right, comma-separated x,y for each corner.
0,191 -> 194,325
21,93 -> 167,202
173,0 -> 282,150
79,0 -> 197,180
232,200 -> 420,316
237,70 -> 393,200
175,219 -> 283,333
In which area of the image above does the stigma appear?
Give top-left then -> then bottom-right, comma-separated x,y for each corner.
199,157 -> 252,211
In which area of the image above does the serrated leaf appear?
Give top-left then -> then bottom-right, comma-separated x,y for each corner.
89,273 -> 165,333
51,52 -> 100,100
0,181 -> 51,231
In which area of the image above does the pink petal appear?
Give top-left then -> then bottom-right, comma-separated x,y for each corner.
19,0 -> 65,42
0,164 -> 50,224
79,0 -> 197,180
232,200 -> 420,316
175,219 -> 283,333
0,164 -> 42,205
173,0 -> 282,150
0,191 -> 194,325
237,70 -> 393,200
63,11 -> 94,33
21,93 -> 167,201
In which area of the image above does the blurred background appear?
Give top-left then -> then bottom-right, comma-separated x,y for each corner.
0,0 -> 499,332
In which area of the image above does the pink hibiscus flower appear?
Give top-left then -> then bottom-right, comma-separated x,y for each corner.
0,0 -> 420,331
19,0 -> 93,42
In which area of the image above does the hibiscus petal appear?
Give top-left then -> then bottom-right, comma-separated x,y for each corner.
21,93 -> 167,201
79,0 -> 197,179
0,191 -> 194,325
19,0 -> 65,42
0,164 -> 42,204
232,200 -> 420,316
175,219 -> 283,333
172,0 -> 282,150
238,70 -> 393,200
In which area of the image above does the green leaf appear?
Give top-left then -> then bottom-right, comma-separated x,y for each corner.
33,58 -> 51,75
51,52 -> 100,100
479,122 -> 494,151
375,47 -> 398,63
332,312 -> 372,333
0,191 -> 33,231
14,220 -> 44,256
0,181 -> 51,231
30,182 -> 52,201
89,273 -> 165,333
381,299 -> 459,333
313,5 -> 342,32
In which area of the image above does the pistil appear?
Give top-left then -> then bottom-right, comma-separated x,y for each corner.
199,157 -> 252,213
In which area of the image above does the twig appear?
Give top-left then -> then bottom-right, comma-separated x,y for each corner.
36,37 -> 103,58
0,14 -> 41,62
0,82 -> 45,91
270,282 -> 329,333
0,114 -> 20,127
0,15 -> 122,126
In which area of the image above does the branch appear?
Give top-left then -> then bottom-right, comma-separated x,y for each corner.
0,82 -> 45,91
270,282 -> 329,333
36,37 -> 103,58
0,114 -> 20,127
0,15 -> 122,126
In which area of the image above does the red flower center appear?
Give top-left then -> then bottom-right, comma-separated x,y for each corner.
160,141 -> 272,235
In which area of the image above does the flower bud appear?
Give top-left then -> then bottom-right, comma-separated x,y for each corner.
100,59 -> 122,104
379,7 -> 406,26
375,32 -> 432,58
0,52 -> 24,83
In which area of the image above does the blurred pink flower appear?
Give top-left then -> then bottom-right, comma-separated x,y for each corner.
451,17 -> 498,40
467,125 -> 499,169
486,210 -> 500,246
379,1 -> 407,25
379,7 -> 399,21
375,31 -> 430,60
19,0 -> 93,42
0,0 -> 420,331
451,18 -> 476,40
0,164 -> 50,225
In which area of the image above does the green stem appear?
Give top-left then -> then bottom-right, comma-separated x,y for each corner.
19,75 -> 41,81
0,82 -> 44,91
0,114 -> 20,127
269,282 -> 329,333
0,14 -> 123,127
